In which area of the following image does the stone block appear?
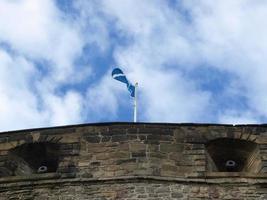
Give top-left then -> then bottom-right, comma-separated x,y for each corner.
82,132 -> 99,137
174,128 -> 185,142
184,143 -> 205,150
160,144 -> 183,153
161,164 -> 178,172
0,137 -> 8,144
127,128 -> 138,134
110,151 -> 131,159
78,161 -> 89,167
111,135 -> 128,142
130,143 -> 146,152
259,144 -> 267,149
116,158 -> 136,165
148,152 -> 167,159
101,136 -> 111,142
168,152 -> 183,161
0,141 -> 18,150
105,128 -> 126,136
87,144 -> 111,153
146,135 -> 173,144
84,136 -> 101,143
138,135 -> 147,141
171,192 -> 183,198
132,151 -> 146,158
8,134 -> 32,143
127,134 -> 138,140
183,149 -> 205,155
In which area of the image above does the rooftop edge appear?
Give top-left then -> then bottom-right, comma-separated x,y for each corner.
1,122 -> 267,134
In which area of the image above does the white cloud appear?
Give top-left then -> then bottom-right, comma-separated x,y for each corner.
92,0 -> 267,124
86,73 -> 129,121
94,0 -> 212,122
0,0 -> 83,82
2,0 -> 267,131
185,0 -> 267,122
73,0 -> 111,52
0,0 -> 86,131
218,110 -> 259,125
0,50 -> 46,130
43,91 -> 84,125
139,69 -> 211,122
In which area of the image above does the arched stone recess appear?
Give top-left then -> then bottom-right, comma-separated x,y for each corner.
205,137 -> 262,173
0,135 -> 62,177
203,129 -> 258,144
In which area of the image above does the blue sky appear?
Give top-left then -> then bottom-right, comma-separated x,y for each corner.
1,0 -> 267,131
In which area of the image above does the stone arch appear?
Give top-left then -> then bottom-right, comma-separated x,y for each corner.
204,130 -> 258,144
2,142 -> 60,176
205,138 -> 262,173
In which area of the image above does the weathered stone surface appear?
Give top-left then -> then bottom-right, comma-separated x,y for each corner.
160,144 -> 184,152
84,136 -> 101,143
130,143 -> 146,152
111,135 -> 128,142
0,123 -> 266,199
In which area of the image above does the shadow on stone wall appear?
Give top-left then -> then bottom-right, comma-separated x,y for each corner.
1,142 -> 60,176
206,138 -> 262,173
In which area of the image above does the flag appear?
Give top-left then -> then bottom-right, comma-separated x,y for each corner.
112,68 -> 135,97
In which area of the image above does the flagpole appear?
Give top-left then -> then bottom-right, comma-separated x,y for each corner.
134,82 -> 138,122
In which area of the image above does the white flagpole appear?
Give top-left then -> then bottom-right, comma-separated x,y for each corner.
134,82 -> 138,122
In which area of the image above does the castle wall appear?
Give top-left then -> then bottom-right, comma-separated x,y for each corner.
0,178 -> 266,200
0,123 -> 266,199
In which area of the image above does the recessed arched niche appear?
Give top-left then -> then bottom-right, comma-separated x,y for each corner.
3,142 -> 60,176
206,138 -> 262,173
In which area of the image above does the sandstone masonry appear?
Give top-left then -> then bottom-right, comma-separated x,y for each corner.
0,123 -> 266,199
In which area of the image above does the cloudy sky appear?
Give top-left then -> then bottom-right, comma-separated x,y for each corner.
1,0 -> 267,131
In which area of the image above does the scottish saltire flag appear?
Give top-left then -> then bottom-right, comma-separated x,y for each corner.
112,68 -> 135,97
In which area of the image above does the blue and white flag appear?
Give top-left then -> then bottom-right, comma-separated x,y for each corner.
112,68 -> 135,97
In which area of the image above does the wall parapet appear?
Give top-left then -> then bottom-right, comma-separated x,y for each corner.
0,123 -> 266,179
0,123 -> 267,199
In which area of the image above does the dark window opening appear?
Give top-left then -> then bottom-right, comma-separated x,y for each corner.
4,142 -> 60,176
206,138 -> 261,173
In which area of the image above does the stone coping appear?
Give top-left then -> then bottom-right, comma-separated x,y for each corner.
0,173 -> 267,188
2,122 -> 267,135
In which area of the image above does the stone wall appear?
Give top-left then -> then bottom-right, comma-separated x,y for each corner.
0,123 -> 266,199
0,177 -> 266,200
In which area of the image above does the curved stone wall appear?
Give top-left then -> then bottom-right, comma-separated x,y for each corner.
0,177 -> 266,199
0,123 -> 266,199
